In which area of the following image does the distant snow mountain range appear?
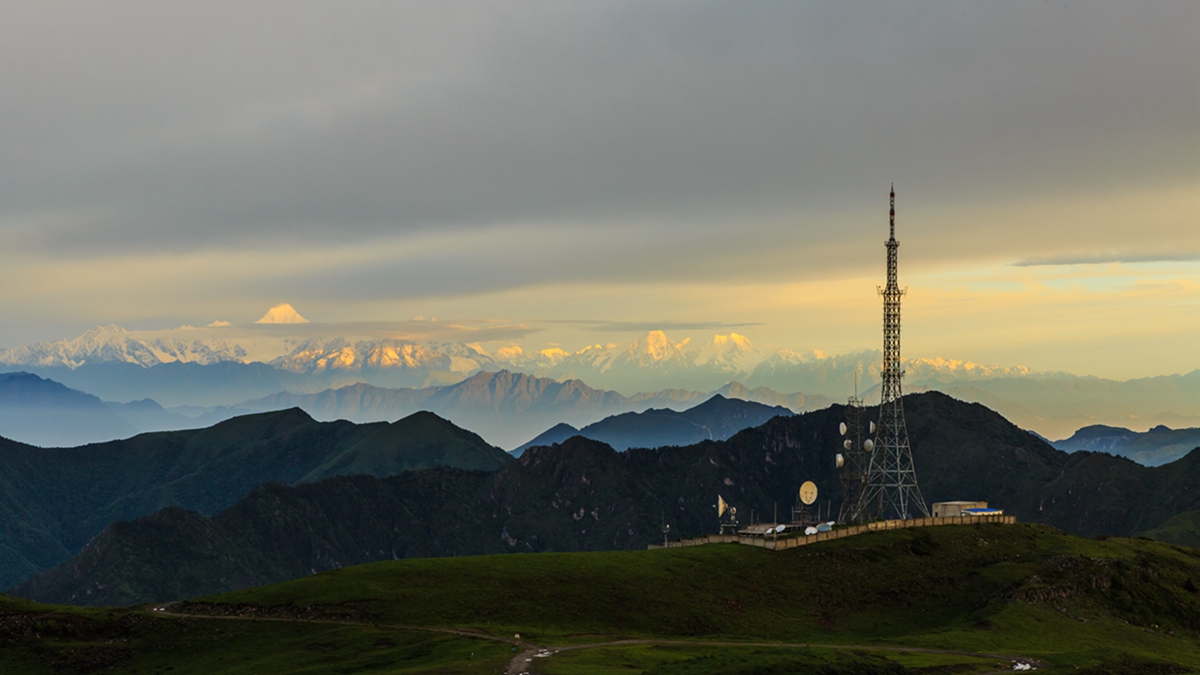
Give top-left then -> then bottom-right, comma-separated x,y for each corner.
0,325 -> 1049,396
3,325 -> 1200,440
0,325 -> 251,369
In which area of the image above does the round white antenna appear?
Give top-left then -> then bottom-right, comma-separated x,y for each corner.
839,422 -> 847,436
835,453 -> 844,469
843,439 -> 853,451
863,439 -> 875,452
870,421 -> 876,434
804,526 -> 818,536
799,481 -> 818,505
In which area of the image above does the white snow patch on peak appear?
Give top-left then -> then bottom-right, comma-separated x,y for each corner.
256,304 -> 309,324
84,324 -> 129,337
712,333 -> 753,349
207,320 -> 232,327
771,348 -> 832,363
494,345 -> 524,360
637,330 -> 689,360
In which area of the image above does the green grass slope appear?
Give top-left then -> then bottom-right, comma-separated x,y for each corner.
0,597 -> 510,675
1145,510 -> 1200,549
184,524 -> 1200,672
192,525 -> 1200,642
3,524 -> 1200,673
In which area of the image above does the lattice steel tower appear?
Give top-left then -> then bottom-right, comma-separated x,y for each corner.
857,185 -> 929,521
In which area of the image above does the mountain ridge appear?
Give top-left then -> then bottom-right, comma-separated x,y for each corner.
15,391 -> 1200,606
513,394 -> 792,454
0,408 -> 509,589
0,372 -> 138,446
1053,423 -> 1200,466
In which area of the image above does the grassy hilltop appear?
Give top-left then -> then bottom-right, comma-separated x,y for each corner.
3,523 -> 1200,674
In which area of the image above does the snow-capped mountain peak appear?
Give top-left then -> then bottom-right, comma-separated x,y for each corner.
628,330 -> 690,362
255,303 -> 308,324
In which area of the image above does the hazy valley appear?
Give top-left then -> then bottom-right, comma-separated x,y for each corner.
5,325 -> 1200,450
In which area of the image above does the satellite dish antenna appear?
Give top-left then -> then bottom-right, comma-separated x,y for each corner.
804,526 -> 818,535
863,439 -> 875,452
717,495 -> 728,517
730,506 -> 737,515
799,481 -> 818,505
774,524 -> 786,534
835,453 -> 844,469
870,421 -> 876,434
839,422 -> 847,436
843,439 -> 853,451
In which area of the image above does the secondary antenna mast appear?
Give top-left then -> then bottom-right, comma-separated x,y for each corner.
856,185 -> 929,521
837,368 -> 873,523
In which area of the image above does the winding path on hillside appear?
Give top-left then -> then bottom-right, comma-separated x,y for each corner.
505,639 -> 1043,675
147,605 -> 1042,674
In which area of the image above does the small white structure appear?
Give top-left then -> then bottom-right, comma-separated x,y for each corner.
932,501 -> 993,518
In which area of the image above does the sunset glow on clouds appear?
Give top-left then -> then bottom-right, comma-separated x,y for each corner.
0,2 -> 1196,380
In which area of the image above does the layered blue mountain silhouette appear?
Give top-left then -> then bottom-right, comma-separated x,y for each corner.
513,394 -> 792,455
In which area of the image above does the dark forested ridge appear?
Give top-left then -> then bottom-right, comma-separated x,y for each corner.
13,391 -> 1200,606
0,409 -> 510,589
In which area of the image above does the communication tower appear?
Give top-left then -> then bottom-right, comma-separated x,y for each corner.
856,186 -> 929,521
837,377 -> 874,522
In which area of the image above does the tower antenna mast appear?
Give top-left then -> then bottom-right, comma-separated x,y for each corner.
856,185 -> 929,521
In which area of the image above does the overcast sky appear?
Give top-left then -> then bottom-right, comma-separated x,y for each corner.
1,1 -> 1197,378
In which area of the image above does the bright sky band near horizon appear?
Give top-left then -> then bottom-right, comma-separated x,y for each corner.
0,2 -> 1197,381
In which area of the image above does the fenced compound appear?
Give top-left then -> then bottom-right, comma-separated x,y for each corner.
648,514 -> 1016,552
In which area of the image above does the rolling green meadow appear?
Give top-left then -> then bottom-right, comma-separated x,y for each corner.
4,523 -> 1199,674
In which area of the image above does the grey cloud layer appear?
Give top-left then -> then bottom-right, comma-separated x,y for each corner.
2,1 -> 1195,260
